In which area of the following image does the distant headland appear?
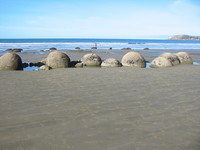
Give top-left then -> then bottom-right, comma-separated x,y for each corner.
168,35 -> 200,40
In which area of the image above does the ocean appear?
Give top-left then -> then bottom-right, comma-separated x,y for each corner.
0,38 -> 200,51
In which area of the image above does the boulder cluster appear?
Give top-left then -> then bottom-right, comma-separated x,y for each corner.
150,52 -> 193,68
0,51 -> 193,71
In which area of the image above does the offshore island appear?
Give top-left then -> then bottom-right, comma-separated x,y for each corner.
168,34 -> 200,40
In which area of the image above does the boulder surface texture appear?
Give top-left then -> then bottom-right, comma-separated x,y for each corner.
82,53 -> 102,67
160,53 -> 180,66
46,51 -> 70,68
176,52 -> 193,64
0,53 -> 23,70
150,57 -> 173,68
101,58 -> 122,67
121,52 -> 146,68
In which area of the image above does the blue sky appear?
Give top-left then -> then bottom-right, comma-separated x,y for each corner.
0,0 -> 200,39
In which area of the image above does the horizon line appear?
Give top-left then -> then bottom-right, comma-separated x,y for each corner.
0,37 -> 168,40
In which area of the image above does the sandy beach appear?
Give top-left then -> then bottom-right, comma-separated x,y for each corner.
0,49 -> 200,150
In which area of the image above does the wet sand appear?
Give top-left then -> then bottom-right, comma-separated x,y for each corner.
0,50 -> 200,150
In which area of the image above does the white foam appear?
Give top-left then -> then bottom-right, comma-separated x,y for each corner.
1,42 -> 200,51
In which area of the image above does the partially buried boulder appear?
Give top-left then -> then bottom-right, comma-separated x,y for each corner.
121,52 -> 146,68
101,58 -> 122,67
39,65 -> 51,70
150,57 -> 173,68
159,53 -> 180,66
46,51 -> 70,68
0,53 -> 23,70
75,63 -> 83,68
175,52 -> 193,64
81,53 -> 102,67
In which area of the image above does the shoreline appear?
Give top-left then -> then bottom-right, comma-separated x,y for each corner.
1,48 -> 200,62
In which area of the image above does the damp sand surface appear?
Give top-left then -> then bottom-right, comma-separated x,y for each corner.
0,65 -> 200,150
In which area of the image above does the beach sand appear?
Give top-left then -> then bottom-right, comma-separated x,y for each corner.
0,49 -> 200,150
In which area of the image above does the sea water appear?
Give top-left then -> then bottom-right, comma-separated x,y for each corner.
0,38 -> 200,51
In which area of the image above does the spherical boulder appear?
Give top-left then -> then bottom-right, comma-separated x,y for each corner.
101,58 -> 122,67
150,57 -> 173,68
0,53 -> 23,70
46,51 -> 70,68
81,53 -> 102,67
159,53 -> 180,66
175,52 -> 193,64
121,52 -> 146,68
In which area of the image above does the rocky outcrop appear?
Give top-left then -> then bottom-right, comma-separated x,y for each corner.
150,57 -> 173,68
101,58 -> 122,67
168,35 -> 200,40
49,47 -> 57,50
121,48 -> 132,50
121,52 -> 146,68
0,53 -> 23,70
91,47 -> 97,50
81,53 -> 102,67
75,47 -> 81,50
46,51 -> 70,68
143,48 -> 149,50
159,53 -> 180,66
6,49 -> 23,52
175,52 -> 193,64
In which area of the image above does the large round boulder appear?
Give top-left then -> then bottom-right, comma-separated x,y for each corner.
121,52 -> 146,68
101,58 -> 122,67
46,51 -> 70,68
0,53 -> 23,70
159,53 -> 180,66
175,52 -> 193,64
81,53 -> 102,67
150,57 -> 173,68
